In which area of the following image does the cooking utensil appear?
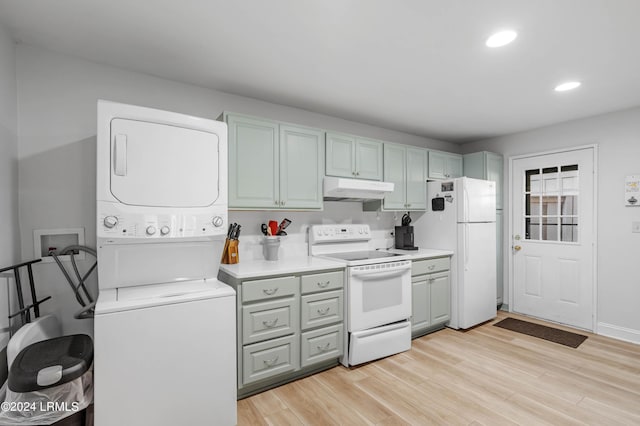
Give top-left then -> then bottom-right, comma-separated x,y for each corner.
268,220 -> 278,236
277,218 -> 291,235
401,212 -> 412,226
261,224 -> 268,236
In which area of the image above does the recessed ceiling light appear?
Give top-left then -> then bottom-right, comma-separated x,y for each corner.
485,30 -> 518,48
554,81 -> 581,92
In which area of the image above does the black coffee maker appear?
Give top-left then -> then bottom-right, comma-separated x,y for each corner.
395,212 -> 418,250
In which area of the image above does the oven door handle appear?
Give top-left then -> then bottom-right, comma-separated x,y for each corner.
350,268 -> 409,279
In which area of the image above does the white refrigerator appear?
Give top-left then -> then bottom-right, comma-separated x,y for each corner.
414,177 -> 497,329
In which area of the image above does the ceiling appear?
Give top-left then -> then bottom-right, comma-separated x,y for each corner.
1,0 -> 639,143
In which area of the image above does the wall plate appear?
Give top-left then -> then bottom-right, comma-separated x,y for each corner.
33,228 -> 86,262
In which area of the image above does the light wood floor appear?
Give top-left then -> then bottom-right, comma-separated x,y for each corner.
238,311 -> 640,425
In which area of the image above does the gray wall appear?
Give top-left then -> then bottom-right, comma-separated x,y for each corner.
462,107 -> 640,343
15,44 -> 459,334
0,25 -> 19,267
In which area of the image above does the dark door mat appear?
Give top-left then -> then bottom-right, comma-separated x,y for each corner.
493,317 -> 588,348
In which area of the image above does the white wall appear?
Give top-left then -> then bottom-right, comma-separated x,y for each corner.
462,107 -> 640,343
16,44 -> 458,334
0,25 -> 19,268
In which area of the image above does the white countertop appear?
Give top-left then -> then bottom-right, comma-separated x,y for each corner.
383,248 -> 454,260
219,256 -> 345,279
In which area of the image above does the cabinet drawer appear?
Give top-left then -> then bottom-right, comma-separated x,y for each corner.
300,324 -> 344,368
242,276 -> 298,303
301,270 -> 344,294
412,257 -> 450,276
301,290 -> 343,330
242,297 -> 298,344
242,334 -> 298,386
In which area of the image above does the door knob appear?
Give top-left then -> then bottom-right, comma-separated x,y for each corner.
514,245 -> 522,251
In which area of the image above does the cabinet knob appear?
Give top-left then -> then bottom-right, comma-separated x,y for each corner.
263,287 -> 279,295
317,281 -> 330,288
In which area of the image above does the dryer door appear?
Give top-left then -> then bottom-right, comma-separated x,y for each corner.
110,118 -> 220,207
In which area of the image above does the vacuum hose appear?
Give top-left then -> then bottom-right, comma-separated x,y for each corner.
49,245 -> 97,319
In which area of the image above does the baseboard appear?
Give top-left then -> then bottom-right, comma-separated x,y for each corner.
597,322 -> 640,345
499,303 -> 509,312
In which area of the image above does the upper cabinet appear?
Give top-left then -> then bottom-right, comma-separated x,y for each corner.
225,113 -> 324,210
381,144 -> 427,211
463,151 -> 504,210
427,150 -> 463,180
326,132 -> 383,181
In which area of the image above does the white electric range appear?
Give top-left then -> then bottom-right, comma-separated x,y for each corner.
309,224 -> 412,366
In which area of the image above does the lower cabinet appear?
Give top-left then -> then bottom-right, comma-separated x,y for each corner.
411,257 -> 451,338
225,269 -> 345,398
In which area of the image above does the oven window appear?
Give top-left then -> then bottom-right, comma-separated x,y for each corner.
362,277 -> 403,312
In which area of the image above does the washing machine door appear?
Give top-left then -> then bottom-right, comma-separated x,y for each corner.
109,118 -> 221,207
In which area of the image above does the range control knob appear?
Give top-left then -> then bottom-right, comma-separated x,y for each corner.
146,225 -> 157,236
212,216 -> 224,227
160,226 -> 171,236
103,216 -> 118,229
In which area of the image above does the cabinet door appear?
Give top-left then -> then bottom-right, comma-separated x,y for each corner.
382,144 -> 407,210
355,137 -> 383,180
446,155 -> 463,178
428,151 -> 447,180
326,132 -> 355,178
405,147 -> 427,210
486,152 -> 504,210
280,125 -> 324,209
411,276 -> 430,333
227,115 -> 279,208
430,271 -> 450,324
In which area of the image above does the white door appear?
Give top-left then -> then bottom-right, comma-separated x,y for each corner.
511,147 -> 595,330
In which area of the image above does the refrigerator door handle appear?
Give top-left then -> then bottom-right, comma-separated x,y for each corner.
465,223 -> 469,270
463,187 -> 469,222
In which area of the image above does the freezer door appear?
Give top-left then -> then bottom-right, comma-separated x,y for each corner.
457,177 -> 496,222
457,222 -> 497,329
110,118 -> 221,207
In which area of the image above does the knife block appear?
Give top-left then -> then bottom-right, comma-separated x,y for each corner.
221,239 -> 239,264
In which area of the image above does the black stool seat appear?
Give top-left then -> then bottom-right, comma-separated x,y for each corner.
8,334 -> 93,392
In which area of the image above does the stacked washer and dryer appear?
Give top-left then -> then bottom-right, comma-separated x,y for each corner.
94,101 -> 236,425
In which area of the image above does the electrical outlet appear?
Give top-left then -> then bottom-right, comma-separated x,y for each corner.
633,222 -> 640,233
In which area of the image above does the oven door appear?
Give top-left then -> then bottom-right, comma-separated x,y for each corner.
348,260 -> 412,331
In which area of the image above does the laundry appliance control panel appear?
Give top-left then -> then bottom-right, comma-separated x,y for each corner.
97,204 -> 227,240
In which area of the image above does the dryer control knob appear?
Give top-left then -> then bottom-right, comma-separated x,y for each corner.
146,225 -> 157,236
103,216 -> 118,229
160,226 -> 170,235
212,216 -> 224,227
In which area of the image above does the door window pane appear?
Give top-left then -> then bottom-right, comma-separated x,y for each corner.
526,195 -> 541,216
526,169 -> 540,193
561,196 -> 577,215
542,196 -> 559,216
541,217 -> 558,241
542,167 -> 559,194
561,217 -> 578,242
525,217 -> 539,240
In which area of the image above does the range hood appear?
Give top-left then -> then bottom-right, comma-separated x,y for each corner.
323,176 -> 394,201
